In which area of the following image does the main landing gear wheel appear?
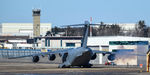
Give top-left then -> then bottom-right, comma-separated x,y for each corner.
83,64 -> 93,68
58,64 -> 70,68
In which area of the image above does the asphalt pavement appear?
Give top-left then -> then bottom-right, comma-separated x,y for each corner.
0,57 -> 149,75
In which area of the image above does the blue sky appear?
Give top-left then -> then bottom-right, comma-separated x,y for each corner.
0,0 -> 150,27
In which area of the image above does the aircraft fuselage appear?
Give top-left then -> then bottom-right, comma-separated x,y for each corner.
59,47 -> 93,68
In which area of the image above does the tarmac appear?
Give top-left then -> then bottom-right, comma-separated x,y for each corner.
0,57 -> 149,75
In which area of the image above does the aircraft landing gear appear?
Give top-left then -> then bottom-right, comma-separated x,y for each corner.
58,64 -> 70,68
82,64 -> 93,68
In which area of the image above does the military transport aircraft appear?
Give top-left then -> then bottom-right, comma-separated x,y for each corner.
9,21 -> 115,68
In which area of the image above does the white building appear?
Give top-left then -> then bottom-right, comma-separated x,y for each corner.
1,23 -> 51,37
35,36 -> 82,49
4,40 -> 33,49
88,36 -> 150,68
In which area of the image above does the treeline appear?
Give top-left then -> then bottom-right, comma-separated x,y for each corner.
46,20 -> 150,37
126,20 -> 150,37
92,23 -> 122,36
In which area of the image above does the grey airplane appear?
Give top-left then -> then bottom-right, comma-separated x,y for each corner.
9,21 -> 115,68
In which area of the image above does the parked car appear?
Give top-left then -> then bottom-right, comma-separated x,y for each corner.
105,61 -> 116,66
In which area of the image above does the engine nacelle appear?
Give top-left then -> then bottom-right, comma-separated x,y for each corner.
91,53 -> 97,60
107,54 -> 115,61
48,54 -> 56,61
32,56 -> 39,63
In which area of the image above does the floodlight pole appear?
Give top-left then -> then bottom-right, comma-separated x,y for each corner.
90,17 -> 92,37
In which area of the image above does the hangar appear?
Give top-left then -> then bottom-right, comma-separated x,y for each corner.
34,36 -> 82,49
147,50 -> 150,72
1,23 -> 51,37
87,36 -> 150,69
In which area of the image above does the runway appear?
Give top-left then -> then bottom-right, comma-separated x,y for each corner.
0,57 -> 149,75
0,62 -> 149,75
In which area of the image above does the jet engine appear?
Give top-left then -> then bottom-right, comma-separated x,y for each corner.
32,56 -> 39,63
107,54 -> 115,61
91,53 -> 97,60
48,54 -> 56,61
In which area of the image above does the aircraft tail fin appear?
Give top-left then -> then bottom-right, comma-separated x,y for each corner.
81,21 -> 90,48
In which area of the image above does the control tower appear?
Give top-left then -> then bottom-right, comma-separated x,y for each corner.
32,9 -> 41,37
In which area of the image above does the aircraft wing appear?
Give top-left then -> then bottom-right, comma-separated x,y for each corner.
8,49 -> 69,59
93,50 -> 146,56
92,50 -> 113,54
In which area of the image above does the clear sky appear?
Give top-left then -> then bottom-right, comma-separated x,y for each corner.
0,0 -> 150,27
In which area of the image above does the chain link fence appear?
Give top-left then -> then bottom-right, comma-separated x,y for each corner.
0,49 -> 41,58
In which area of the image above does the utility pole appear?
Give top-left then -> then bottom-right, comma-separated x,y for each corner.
90,17 -> 92,37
